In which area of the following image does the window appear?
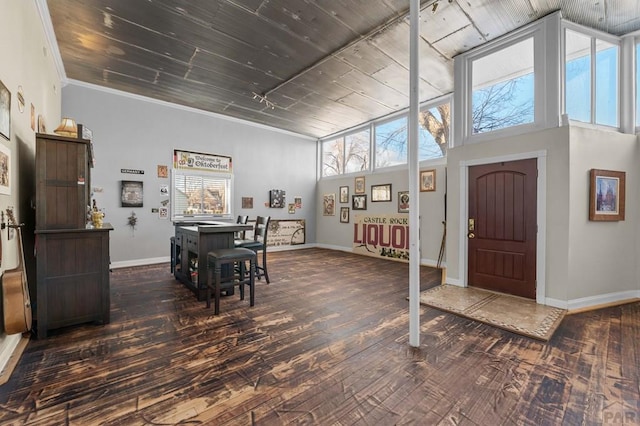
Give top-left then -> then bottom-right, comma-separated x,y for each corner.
471,37 -> 535,134
375,116 -> 407,168
322,137 -> 344,177
344,129 -> 370,173
419,102 -> 449,160
171,150 -> 233,221
565,28 -> 619,127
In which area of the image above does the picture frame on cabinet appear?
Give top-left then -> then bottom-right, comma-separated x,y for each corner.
0,143 -> 10,195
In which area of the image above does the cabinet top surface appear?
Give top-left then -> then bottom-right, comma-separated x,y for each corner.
35,223 -> 114,234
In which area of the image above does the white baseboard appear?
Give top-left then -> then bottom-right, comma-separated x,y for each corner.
110,244 -> 319,269
547,289 -> 640,311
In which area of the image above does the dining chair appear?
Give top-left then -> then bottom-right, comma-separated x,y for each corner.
235,215 -> 270,283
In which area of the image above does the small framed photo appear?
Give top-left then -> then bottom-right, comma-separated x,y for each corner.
420,169 -> 436,192
340,207 -> 350,223
371,183 -> 392,202
270,189 -> 285,208
288,203 -> 296,214
354,176 -> 366,194
352,194 -> 367,210
398,191 -> 409,213
242,197 -> 253,209
0,143 -> 11,195
589,169 -> 625,221
323,193 -> 336,216
339,185 -> 349,203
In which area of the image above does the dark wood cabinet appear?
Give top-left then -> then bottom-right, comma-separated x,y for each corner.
34,133 -> 111,338
34,226 -> 112,339
36,133 -> 90,230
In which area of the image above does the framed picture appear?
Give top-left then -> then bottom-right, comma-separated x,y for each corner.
242,197 -> 253,209
339,185 -> 349,203
420,169 -> 436,192
398,191 -> 409,213
371,183 -> 392,202
270,189 -> 285,208
589,169 -> 625,221
0,143 -> 10,195
352,194 -> 367,210
323,193 -> 335,216
354,176 -> 366,194
0,79 -> 10,140
340,207 -> 350,223
288,203 -> 296,214
121,180 -> 143,207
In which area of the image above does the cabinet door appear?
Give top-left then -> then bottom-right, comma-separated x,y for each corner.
36,135 -> 89,230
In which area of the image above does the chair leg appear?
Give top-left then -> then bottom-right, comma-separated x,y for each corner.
238,261 -> 245,300
206,264 -> 213,309
262,249 -> 270,284
249,258 -> 255,307
214,265 -> 222,315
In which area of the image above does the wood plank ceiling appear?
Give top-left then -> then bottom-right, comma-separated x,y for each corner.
46,0 -> 640,138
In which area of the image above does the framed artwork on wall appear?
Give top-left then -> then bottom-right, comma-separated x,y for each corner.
323,193 -> 335,216
589,169 -> 625,221
0,143 -> 10,195
354,176 -> 365,194
420,169 -> 436,192
121,180 -> 144,207
398,191 -> 409,213
352,194 -> 367,210
269,189 -> 285,208
371,183 -> 392,202
0,79 -> 10,140
340,207 -> 350,223
339,185 -> 349,203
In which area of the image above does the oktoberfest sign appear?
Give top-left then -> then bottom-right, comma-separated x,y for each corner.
353,214 -> 410,262
173,149 -> 232,173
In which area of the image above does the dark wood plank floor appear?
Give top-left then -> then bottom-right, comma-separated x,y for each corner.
0,248 -> 639,425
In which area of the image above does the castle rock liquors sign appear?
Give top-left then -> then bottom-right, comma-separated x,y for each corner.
353,214 -> 410,262
173,149 -> 232,173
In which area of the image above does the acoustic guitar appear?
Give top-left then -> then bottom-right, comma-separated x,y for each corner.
2,207 -> 32,334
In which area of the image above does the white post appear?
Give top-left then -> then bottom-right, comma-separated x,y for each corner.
408,0 -> 421,347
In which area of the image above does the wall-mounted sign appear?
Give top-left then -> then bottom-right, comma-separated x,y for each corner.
121,168 -> 144,174
353,214 -> 409,262
173,149 -> 232,173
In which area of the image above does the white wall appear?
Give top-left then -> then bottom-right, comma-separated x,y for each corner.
316,160 -> 447,266
446,124 -> 640,309
0,0 -> 62,371
61,83 -> 317,266
567,126 -> 639,306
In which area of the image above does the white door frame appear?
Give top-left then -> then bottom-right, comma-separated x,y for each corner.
459,150 -> 547,304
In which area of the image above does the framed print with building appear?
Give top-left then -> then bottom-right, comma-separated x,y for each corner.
371,183 -> 392,202
420,169 -> 436,192
589,169 -> 625,221
354,176 -> 365,194
0,79 -> 10,140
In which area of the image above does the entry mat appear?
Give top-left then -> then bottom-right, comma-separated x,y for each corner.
419,285 -> 566,341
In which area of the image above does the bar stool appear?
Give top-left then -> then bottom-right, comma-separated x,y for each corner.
235,215 -> 271,283
206,248 -> 256,315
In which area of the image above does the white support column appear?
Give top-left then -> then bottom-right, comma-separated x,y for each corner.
408,0 -> 421,347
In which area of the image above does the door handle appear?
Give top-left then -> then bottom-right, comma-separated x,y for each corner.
468,232 -> 475,239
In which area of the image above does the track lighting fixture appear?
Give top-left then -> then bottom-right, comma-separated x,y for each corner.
252,92 -> 276,110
